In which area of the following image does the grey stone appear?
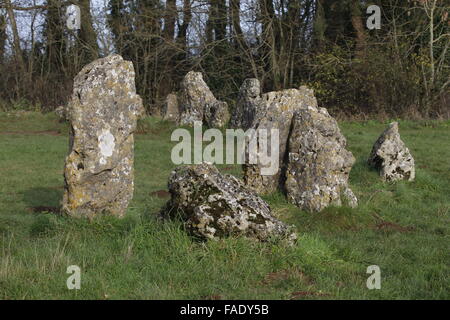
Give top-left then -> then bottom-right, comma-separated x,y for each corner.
161,163 -> 297,244
204,100 -> 230,128
177,71 -> 229,127
162,93 -> 179,122
285,107 -> 357,212
230,78 -> 265,130
55,105 -> 68,122
368,122 -> 415,182
62,55 -> 144,218
243,86 -> 318,194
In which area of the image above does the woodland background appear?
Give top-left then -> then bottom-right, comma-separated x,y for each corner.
0,0 -> 448,118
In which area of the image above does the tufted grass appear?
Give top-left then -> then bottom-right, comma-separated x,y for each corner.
0,111 -> 448,299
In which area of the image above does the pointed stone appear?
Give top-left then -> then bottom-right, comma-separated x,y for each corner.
285,107 -> 357,212
368,122 -> 415,182
177,71 -> 229,127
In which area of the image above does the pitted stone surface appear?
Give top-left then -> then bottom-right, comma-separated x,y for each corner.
177,71 -> 229,127
368,122 -> 415,182
230,78 -> 265,130
243,86 -> 318,194
285,108 -> 357,212
161,163 -> 297,244
62,54 -> 144,218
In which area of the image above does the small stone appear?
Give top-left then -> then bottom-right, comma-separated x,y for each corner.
55,105 -> 68,122
62,54 -> 144,218
161,163 -> 297,244
285,107 -> 358,212
162,93 -> 179,122
368,122 -> 415,182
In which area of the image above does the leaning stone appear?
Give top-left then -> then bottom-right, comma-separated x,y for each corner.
161,163 -> 297,244
62,54 -> 144,218
177,71 -> 229,127
243,87 -> 318,194
285,108 -> 357,212
162,93 -> 179,122
230,78 -> 265,130
368,122 -> 415,182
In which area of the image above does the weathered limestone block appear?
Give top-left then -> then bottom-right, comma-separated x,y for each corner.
230,78 -> 265,130
285,108 -> 358,212
62,55 -> 144,218
177,71 -> 229,127
243,86 -> 318,194
161,163 -> 297,244
368,122 -> 415,182
162,93 -> 179,122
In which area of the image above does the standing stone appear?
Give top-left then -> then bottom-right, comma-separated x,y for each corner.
177,71 -> 229,127
230,78 -> 264,130
62,55 -> 144,218
162,93 -> 179,122
161,163 -> 297,244
243,86 -> 318,194
368,122 -> 415,182
285,107 -> 358,212
204,100 -> 230,128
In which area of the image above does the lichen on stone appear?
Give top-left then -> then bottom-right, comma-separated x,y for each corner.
177,71 -> 229,128
161,163 -> 297,244
285,108 -> 358,212
368,122 -> 415,182
62,54 -> 144,218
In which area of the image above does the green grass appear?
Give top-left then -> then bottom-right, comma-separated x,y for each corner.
0,112 -> 449,299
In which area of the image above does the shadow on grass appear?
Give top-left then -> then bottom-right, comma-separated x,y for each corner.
22,187 -> 63,214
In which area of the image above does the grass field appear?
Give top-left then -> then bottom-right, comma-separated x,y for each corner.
0,111 -> 449,299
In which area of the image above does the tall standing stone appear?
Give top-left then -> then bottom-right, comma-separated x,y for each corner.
285,108 -> 358,212
62,55 -> 144,218
368,122 -> 415,182
243,86 -> 318,194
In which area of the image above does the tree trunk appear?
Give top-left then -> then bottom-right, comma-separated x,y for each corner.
5,0 -> 25,71
44,0 -> 66,73
0,14 -> 6,64
177,0 -> 192,54
230,0 -> 243,41
163,0 -> 176,41
350,0 -> 366,59
77,0 -> 99,65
